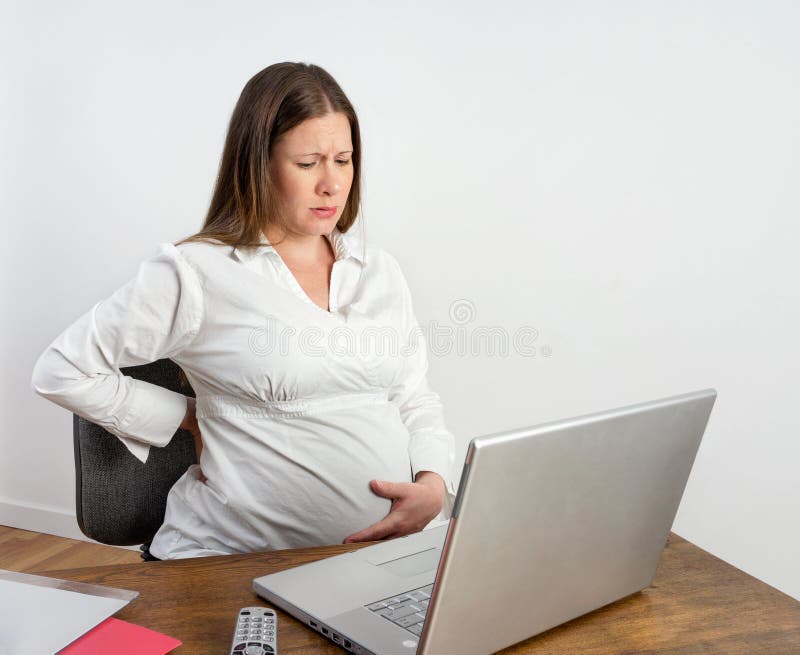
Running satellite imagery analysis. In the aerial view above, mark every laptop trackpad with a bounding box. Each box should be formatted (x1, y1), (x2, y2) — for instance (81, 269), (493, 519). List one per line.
(374, 547), (442, 577)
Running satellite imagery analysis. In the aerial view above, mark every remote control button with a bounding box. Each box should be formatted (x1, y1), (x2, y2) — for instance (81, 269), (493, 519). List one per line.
(244, 646), (263, 655)
(241, 611), (251, 615)
(233, 643), (246, 651)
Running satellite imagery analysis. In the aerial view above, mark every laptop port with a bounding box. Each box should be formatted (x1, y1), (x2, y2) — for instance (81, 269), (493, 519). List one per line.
(322, 627), (328, 635)
(310, 620), (317, 628)
(345, 639), (352, 649)
(333, 634), (341, 643)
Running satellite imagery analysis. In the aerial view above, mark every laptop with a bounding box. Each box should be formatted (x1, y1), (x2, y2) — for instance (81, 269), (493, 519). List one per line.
(253, 388), (716, 654)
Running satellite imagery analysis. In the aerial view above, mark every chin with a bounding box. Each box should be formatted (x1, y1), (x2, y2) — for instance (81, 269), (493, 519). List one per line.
(306, 223), (335, 236)
(302, 219), (338, 235)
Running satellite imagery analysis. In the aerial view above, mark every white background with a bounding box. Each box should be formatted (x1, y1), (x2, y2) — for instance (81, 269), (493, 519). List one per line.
(3, 1), (798, 600)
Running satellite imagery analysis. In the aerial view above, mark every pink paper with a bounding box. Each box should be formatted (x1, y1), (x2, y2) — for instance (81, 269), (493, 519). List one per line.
(60, 617), (182, 654)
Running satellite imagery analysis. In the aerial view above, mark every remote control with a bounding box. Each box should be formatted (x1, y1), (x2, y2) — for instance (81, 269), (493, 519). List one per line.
(230, 606), (278, 654)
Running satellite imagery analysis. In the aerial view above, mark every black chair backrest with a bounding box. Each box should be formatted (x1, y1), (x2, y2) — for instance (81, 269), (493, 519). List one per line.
(72, 358), (196, 546)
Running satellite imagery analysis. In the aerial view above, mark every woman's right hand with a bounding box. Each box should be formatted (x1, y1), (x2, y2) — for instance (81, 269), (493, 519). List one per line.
(180, 396), (207, 482)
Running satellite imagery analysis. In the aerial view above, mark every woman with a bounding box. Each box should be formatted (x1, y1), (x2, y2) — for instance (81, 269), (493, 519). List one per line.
(30, 62), (457, 559)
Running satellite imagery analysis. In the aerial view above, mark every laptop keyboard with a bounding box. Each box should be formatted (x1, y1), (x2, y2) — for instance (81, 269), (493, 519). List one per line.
(365, 583), (433, 636)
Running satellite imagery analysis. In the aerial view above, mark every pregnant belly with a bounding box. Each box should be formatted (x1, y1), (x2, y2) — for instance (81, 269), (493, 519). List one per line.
(199, 402), (413, 549)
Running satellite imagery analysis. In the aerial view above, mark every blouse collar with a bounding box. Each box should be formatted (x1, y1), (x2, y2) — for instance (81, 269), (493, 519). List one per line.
(232, 226), (364, 264)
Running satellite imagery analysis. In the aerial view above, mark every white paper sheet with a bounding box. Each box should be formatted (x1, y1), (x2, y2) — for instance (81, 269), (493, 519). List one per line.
(0, 570), (137, 655)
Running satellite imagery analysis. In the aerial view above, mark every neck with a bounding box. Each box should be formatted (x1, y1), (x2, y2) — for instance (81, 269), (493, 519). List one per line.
(264, 227), (334, 265)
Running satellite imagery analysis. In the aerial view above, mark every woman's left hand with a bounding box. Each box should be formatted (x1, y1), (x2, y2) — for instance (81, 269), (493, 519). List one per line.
(343, 471), (446, 544)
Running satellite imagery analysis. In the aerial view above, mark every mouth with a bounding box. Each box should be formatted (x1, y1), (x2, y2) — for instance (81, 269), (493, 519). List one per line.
(310, 206), (337, 218)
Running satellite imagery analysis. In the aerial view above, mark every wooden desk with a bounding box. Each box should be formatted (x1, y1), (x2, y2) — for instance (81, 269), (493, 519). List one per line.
(42, 533), (800, 654)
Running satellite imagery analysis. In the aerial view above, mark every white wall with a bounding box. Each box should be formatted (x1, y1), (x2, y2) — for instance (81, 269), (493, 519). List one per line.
(3, 1), (798, 599)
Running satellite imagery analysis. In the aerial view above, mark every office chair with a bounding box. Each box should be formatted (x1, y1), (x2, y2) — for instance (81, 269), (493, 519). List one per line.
(72, 358), (196, 561)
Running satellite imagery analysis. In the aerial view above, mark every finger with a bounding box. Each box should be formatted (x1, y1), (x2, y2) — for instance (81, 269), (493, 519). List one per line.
(369, 479), (411, 500)
(376, 533), (400, 541)
(343, 525), (393, 543)
(343, 514), (401, 543)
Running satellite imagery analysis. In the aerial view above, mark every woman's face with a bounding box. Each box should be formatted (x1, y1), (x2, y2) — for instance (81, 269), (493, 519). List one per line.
(268, 111), (354, 239)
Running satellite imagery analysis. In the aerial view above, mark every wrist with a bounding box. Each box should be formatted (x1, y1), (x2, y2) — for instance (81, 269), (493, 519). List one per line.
(180, 396), (196, 431)
(415, 471), (446, 501)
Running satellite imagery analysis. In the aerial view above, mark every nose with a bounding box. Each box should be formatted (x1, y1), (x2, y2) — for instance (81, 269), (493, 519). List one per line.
(316, 162), (344, 198)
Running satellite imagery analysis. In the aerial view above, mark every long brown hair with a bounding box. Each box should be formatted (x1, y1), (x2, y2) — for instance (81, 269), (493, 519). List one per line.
(175, 61), (363, 249)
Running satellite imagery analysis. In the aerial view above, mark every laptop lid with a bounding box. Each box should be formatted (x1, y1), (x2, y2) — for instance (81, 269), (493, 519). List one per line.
(418, 388), (716, 654)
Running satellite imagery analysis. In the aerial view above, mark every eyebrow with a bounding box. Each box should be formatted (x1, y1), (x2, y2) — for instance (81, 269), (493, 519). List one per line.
(295, 150), (353, 157)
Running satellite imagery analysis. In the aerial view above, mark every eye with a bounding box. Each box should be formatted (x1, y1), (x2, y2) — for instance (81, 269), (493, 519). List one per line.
(336, 159), (351, 166)
(297, 162), (314, 169)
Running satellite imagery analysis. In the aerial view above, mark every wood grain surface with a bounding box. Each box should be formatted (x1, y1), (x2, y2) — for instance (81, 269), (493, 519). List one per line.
(41, 533), (800, 654)
(0, 525), (140, 573)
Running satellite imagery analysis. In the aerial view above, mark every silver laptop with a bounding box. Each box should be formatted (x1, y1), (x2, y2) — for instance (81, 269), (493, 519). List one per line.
(253, 388), (716, 655)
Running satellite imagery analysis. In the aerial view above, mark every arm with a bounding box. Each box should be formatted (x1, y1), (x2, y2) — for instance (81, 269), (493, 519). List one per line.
(30, 243), (204, 463)
(392, 373), (458, 518)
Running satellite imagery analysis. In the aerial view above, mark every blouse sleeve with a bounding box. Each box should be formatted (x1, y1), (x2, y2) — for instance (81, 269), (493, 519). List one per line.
(30, 243), (204, 463)
(385, 254), (458, 519)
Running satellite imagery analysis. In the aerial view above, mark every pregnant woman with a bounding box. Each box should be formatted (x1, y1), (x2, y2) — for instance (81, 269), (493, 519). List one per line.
(31, 61), (457, 559)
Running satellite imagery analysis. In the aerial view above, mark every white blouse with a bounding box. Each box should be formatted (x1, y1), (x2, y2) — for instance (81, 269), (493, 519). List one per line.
(30, 227), (457, 558)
